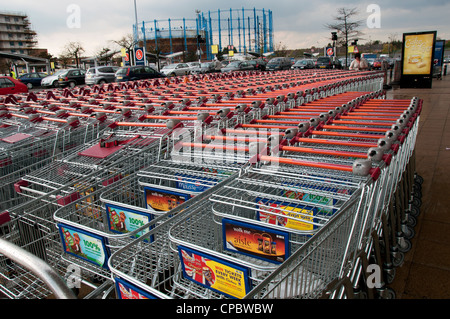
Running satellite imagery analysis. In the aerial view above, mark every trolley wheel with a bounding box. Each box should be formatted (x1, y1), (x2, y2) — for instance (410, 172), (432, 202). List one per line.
(406, 215), (417, 228)
(412, 189), (422, 198)
(392, 251), (405, 268)
(414, 174), (424, 185)
(410, 205), (420, 218)
(384, 268), (396, 284)
(354, 290), (368, 299)
(398, 237), (412, 253)
(413, 182), (422, 192)
(381, 287), (396, 299)
(411, 197), (422, 208)
(402, 225), (415, 240)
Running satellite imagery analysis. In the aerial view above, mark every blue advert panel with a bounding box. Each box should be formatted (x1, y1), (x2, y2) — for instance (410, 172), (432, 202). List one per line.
(58, 223), (110, 269)
(222, 218), (290, 264)
(105, 203), (153, 238)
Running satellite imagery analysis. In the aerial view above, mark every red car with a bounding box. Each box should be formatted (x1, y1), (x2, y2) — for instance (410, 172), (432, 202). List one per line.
(372, 60), (382, 70)
(0, 76), (29, 95)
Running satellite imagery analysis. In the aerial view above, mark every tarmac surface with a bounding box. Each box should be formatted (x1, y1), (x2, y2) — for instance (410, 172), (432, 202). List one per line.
(387, 70), (450, 299)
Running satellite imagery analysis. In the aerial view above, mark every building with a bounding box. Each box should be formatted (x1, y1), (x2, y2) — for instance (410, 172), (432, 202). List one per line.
(135, 8), (274, 62)
(0, 11), (47, 74)
(0, 11), (37, 55)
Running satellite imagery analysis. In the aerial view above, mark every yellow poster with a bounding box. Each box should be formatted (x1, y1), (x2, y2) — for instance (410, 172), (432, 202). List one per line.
(179, 247), (250, 299)
(403, 33), (435, 75)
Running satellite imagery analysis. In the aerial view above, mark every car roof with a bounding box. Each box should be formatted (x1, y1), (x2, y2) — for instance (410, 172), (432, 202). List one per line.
(89, 66), (118, 69)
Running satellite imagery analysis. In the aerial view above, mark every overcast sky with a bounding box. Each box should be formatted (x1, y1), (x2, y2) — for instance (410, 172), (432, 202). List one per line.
(2, 0), (449, 57)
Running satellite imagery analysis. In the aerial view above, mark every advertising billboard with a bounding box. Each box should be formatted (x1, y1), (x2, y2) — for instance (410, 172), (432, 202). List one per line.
(400, 31), (436, 88)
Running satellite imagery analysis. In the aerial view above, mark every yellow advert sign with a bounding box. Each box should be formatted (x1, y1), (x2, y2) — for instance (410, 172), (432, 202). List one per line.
(179, 246), (250, 299)
(403, 33), (435, 75)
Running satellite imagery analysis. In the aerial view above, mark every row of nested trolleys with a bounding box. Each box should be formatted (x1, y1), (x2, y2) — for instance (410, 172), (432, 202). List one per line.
(0, 68), (422, 299)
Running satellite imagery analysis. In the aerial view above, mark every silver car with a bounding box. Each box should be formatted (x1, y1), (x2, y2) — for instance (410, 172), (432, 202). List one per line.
(85, 66), (119, 85)
(161, 63), (191, 77)
(190, 62), (216, 74)
(41, 69), (67, 88)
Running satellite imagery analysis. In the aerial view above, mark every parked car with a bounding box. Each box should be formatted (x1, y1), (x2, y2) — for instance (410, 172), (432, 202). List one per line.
(17, 72), (48, 89)
(333, 59), (343, 69)
(266, 57), (292, 71)
(85, 66), (119, 85)
(161, 63), (192, 77)
(315, 57), (334, 69)
(338, 57), (351, 68)
(221, 60), (231, 68)
(187, 62), (201, 72)
(366, 58), (375, 69)
(248, 59), (267, 71)
(291, 59), (315, 70)
(379, 57), (394, 69)
(372, 59), (383, 70)
(0, 76), (28, 95)
(41, 69), (67, 88)
(221, 60), (254, 73)
(115, 65), (166, 82)
(190, 62), (217, 74)
(57, 68), (86, 88)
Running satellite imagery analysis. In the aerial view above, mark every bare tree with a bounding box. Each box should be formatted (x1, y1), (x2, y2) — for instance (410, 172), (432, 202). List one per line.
(325, 7), (364, 67)
(62, 41), (85, 68)
(95, 47), (120, 65)
(58, 52), (72, 69)
(111, 34), (138, 66)
(387, 33), (398, 57)
(274, 41), (288, 58)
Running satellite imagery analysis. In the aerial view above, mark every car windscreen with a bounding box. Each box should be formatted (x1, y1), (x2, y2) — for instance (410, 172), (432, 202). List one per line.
(227, 61), (241, 67)
(116, 68), (128, 75)
(98, 67), (115, 73)
(47, 70), (66, 77)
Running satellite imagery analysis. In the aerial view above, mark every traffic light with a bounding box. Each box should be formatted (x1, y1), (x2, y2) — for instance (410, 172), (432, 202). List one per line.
(351, 39), (358, 46)
(331, 32), (337, 41)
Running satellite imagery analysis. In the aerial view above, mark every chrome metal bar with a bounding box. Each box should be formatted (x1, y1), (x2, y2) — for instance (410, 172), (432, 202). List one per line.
(0, 237), (77, 299)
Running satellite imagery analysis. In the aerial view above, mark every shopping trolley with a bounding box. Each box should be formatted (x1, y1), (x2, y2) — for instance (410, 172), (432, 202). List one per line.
(49, 103), (257, 291)
(287, 97), (424, 299)
(110, 90), (387, 299)
(51, 158), (244, 299)
(12, 121), (172, 204)
(221, 96), (422, 298)
(0, 197), (81, 299)
(106, 144), (379, 299)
